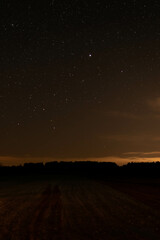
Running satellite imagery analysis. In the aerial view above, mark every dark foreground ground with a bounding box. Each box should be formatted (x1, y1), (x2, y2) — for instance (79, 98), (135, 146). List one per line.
(0, 175), (159, 240)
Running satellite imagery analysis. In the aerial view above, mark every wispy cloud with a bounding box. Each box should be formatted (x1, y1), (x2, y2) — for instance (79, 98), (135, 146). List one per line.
(103, 134), (149, 142)
(106, 110), (140, 119)
(148, 97), (160, 112)
(103, 134), (160, 143)
(123, 151), (160, 158)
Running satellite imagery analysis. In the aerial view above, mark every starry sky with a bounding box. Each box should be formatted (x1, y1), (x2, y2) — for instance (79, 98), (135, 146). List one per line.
(1, 0), (160, 165)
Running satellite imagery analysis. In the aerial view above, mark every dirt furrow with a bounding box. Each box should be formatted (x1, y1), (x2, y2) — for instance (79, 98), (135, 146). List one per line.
(28, 185), (63, 240)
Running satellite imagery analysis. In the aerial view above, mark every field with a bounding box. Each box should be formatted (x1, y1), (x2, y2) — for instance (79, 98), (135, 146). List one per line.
(0, 175), (160, 240)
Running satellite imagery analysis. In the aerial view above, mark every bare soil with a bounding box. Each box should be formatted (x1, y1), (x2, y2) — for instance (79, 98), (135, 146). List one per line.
(0, 177), (159, 240)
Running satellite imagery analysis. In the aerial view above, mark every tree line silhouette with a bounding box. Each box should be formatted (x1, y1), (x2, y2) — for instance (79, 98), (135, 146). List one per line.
(0, 161), (160, 178)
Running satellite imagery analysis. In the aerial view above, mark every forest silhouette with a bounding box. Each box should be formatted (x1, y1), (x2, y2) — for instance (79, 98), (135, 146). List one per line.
(0, 161), (160, 178)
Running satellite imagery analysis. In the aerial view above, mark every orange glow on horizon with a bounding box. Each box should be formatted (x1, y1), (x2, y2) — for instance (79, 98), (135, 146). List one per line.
(0, 156), (160, 166)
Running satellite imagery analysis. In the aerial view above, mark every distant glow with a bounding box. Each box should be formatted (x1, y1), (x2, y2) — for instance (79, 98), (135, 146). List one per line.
(89, 53), (92, 57)
(0, 156), (160, 166)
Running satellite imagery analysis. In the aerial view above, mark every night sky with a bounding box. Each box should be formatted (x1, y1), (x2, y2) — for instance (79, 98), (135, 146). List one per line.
(1, 1), (160, 165)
